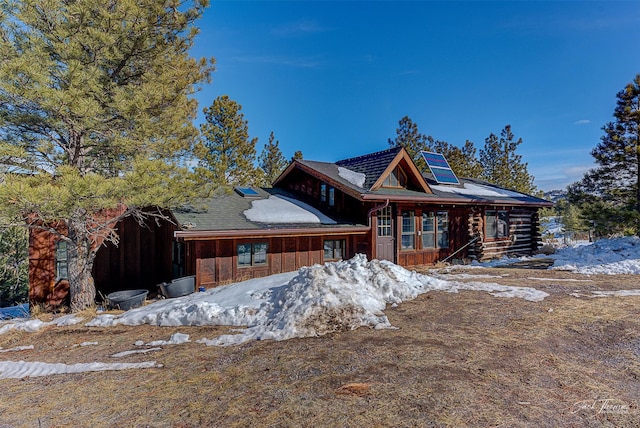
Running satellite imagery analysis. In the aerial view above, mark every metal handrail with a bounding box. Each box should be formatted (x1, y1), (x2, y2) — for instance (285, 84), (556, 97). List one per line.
(442, 236), (479, 264)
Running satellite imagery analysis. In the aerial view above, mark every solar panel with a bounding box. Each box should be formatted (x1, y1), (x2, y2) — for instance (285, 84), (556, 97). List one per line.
(235, 187), (260, 197)
(420, 151), (460, 185)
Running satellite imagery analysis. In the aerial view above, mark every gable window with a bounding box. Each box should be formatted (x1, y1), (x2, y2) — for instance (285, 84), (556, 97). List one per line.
(320, 183), (327, 202)
(401, 211), (415, 250)
(377, 206), (392, 237)
(383, 166), (407, 188)
(486, 210), (509, 239)
(328, 186), (335, 207)
(324, 239), (345, 261)
(237, 243), (268, 267)
(55, 240), (69, 281)
(422, 211), (449, 249)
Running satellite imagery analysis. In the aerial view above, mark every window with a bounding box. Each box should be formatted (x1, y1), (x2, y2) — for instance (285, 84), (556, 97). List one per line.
(320, 183), (327, 202)
(401, 211), (415, 250)
(377, 206), (392, 237)
(486, 210), (509, 239)
(237, 243), (268, 267)
(324, 240), (345, 261)
(436, 211), (449, 248)
(328, 187), (335, 207)
(55, 240), (68, 281)
(383, 166), (407, 188)
(422, 211), (449, 249)
(422, 212), (435, 248)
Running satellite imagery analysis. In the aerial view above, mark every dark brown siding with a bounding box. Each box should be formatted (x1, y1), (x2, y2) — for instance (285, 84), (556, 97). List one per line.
(92, 216), (176, 295)
(185, 234), (370, 288)
(278, 168), (369, 223)
(29, 215), (176, 307)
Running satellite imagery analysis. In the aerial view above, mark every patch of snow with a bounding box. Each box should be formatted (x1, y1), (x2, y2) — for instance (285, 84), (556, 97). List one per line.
(0, 360), (161, 379)
(338, 166), (366, 188)
(578, 290), (640, 298)
(244, 195), (337, 224)
(430, 182), (525, 198)
(111, 348), (162, 358)
(526, 277), (592, 283)
(146, 333), (190, 346)
(434, 273), (505, 280)
(0, 314), (82, 336)
(0, 345), (34, 353)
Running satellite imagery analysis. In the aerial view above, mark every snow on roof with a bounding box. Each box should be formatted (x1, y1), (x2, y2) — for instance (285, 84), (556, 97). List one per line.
(243, 195), (337, 224)
(430, 182), (525, 198)
(338, 166), (366, 189)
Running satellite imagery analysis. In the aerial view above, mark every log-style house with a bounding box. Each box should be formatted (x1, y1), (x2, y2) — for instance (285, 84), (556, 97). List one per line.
(29, 147), (552, 306)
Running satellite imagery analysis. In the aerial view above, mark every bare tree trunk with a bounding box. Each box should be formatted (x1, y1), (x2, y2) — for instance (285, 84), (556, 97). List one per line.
(67, 220), (97, 312)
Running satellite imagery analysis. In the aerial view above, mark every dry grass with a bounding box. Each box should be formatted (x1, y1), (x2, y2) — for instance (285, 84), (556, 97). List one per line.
(1, 266), (640, 427)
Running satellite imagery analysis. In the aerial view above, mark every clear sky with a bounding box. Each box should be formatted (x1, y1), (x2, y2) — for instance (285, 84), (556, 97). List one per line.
(191, 1), (640, 192)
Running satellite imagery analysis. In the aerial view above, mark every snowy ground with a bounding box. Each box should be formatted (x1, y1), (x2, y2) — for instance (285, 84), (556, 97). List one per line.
(2, 237), (640, 379)
(478, 236), (640, 275)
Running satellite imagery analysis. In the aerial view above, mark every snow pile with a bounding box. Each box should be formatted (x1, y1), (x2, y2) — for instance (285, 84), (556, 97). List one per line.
(0, 360), (160, 379)
(338, 166), (366, 188)
(550, 236), (640, 274)
(244, 195), (336, 224)
(87, 254), (547, 347)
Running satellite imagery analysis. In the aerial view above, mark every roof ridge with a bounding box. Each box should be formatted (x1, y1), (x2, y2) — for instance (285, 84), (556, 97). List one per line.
(336, 146), (402, 165)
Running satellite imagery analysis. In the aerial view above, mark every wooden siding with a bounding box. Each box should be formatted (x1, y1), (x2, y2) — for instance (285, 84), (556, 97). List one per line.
(186, 234), (370, 288)
(278, 168), (369, 223)
(28, 226), (69, 308)
(395, 205), (472, 266)
(468, 208), (540, 261)
(93, 216), (176, 295)
(29, 215), (176, 307)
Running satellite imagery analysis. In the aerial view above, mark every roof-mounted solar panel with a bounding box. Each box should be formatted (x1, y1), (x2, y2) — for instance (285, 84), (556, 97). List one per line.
(234, 186), (260, 198)
(420, 151), (460, 185)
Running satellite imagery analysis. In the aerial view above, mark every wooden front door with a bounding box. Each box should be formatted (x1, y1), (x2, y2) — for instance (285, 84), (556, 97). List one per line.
(376, 206), (395, 262)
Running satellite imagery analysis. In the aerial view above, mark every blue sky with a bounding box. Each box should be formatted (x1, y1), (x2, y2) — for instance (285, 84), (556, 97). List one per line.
(191, 1), (640, 192)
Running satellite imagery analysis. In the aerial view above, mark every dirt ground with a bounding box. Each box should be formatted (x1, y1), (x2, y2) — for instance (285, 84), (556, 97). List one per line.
(1, 266), (639, 427)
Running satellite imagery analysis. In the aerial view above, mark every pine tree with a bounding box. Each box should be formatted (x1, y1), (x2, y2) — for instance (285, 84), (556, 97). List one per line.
(389, 116), (483, 178)
(568, 74), (640, 235)
(0, 0), (214, 311)
(0, 227), (28, 307)
(479, 125), (536, 194)
(291, 150), (303, 161)
(388, 116), (429, 169)
(199, 95), (260, 187)
(258, 132), (288, 187)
